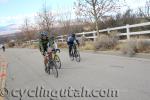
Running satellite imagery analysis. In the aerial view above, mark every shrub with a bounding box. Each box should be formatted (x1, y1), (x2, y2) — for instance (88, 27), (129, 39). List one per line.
(79, 36), (87, 46)
(7, 42), (15, 48)
(121, 39), (150, 56)
(121, 40), (137, 56)
(94, 34), (119, 50)
(136, 40), (150, 53)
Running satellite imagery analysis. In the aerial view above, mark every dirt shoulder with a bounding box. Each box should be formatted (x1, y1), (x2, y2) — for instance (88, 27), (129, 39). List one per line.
(0, 54), (8, 100)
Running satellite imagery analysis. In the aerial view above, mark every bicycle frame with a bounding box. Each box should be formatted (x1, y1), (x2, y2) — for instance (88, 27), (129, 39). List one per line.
(71, 44), (78, 55)
(45, 49), (60, 78)
(46, 49), (60, 60)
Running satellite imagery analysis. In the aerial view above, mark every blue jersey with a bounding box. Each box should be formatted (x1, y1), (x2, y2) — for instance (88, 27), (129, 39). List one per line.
(67, 36), (79, 46)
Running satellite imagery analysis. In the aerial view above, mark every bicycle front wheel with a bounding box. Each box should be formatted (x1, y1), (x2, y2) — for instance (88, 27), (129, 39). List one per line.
(54, 55), (61, 69)
(52, 62), (58, 78)
(70, 50), (74, 61)
(46, 61), (52, 75)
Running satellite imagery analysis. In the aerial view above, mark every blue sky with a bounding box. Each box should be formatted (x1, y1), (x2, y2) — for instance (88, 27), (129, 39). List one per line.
(0, 0), (75, 26)
(0, 0), (75, 16)
(0, 0), (147, 35)
(0, 0), (147, 25)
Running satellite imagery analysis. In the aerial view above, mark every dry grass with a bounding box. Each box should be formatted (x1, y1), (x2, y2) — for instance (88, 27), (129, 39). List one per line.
(81, 41), (95, 50)
(28, 43), (39, 49)
(57, 43), (68, 48)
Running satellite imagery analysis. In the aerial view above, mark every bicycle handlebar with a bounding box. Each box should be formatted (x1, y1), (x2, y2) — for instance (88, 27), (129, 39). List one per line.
(52, 49), (60, 53)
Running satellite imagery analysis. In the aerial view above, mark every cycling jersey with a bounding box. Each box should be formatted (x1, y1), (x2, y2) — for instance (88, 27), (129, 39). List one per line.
(67, 36), (79, 46)
(39, 38), (49, 52)
(39, 37), (57, 53)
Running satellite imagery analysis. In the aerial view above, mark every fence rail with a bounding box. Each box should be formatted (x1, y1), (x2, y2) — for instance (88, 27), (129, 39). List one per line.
(57, 22), (150, 42)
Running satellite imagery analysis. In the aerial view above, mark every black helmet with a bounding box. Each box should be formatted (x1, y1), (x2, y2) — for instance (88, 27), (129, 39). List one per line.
(40, 31), (48, 37)
(71, 33), (75, 37)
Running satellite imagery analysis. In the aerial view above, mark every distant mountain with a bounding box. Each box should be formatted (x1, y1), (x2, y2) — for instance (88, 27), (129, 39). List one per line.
(0, 32), (20, 44)
(0, 24), (21, 35)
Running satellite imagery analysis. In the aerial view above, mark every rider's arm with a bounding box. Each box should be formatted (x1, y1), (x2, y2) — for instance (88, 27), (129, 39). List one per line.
(39, 40), (43, 52)
(66, 37), (69, 45)
(76, 39), (80, 47)
(54, 41), (58, 49)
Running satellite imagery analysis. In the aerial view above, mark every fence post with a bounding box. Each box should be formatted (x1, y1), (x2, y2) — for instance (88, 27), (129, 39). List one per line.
(126, 24), (130, 40)
(82, 32), (85, 37)
(93, 32), (97, 41)
(107, 28), (110, 34)
(61, 35), (64, 42)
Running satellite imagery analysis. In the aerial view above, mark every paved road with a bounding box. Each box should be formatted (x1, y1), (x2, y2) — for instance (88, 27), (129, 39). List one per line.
(2, 48), (150, 100)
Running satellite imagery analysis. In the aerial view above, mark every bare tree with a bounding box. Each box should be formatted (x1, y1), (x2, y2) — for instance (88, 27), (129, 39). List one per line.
(15, 32), (25, 41)
(21, 18), (32, 41)
(58, 11), (72, 35)
(74, 0), (117, 35)
(36, 2), (55, 36)
(21, 18), (37, 43)
(139, 0), (150, 21)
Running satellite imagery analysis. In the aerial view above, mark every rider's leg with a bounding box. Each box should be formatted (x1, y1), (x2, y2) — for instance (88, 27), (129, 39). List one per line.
(69, 45), (72, 57)
(44, 56), (48, 66)
(47, 48), (52, 59)
(44, 55), (49, 72)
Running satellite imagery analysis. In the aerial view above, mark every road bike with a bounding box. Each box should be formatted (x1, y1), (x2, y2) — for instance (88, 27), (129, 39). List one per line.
(70, 44), (80, 62)
(45, 49), (61, 78)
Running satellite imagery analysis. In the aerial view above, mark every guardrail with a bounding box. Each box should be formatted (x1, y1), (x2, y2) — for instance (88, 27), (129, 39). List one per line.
(56, 22), (150, 42)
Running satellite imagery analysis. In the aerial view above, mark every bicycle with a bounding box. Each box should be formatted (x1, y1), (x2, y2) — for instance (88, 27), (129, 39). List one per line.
(70, 44), (80, 62)
(45, 49), (61, 78)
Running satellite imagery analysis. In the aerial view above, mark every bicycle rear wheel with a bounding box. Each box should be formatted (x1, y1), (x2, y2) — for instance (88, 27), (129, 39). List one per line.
(46, 61), (52, 75)
(54, 55), (61, 69)
(70, 50), (74, 61)
(75, 50), (80, 62)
